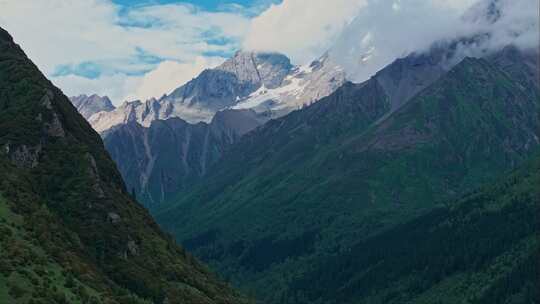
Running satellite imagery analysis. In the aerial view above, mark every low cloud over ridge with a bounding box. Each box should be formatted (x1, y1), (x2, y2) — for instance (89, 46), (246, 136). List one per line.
(328, 0), (539, 83)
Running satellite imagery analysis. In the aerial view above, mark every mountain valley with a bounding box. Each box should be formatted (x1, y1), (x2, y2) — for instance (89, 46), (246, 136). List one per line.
(2, 0), (538, 303)
(156, 49), (540, 303)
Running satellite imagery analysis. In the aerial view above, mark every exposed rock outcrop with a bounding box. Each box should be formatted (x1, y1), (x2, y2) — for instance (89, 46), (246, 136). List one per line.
(70, 94), (115, 119)
(102, 109), (264, 209)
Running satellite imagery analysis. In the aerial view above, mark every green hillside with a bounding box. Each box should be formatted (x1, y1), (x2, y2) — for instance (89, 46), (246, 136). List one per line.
(0, 27), (248, 304)
(157, 54), (540, 303)
(287, 153), (540, 303)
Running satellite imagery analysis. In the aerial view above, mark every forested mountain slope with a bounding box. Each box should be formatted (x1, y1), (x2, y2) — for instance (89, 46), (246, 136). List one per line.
(0, 27), (248, 304)
(157, 51), (540, 303)
(287, 153), (540, 303)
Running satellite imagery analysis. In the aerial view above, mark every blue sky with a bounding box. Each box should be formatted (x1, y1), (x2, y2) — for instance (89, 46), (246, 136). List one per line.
(0, 0), (367, 104)
(0, 0), (530, 109)
(114, 0), (260, 8)
(113, 0), (280, 12)
(0, 0), (269, 102)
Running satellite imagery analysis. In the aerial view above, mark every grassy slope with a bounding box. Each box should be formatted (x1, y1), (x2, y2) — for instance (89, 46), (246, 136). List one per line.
(0, 194), (108, 304)
(157, 57), (539, 302)
(0, 27), (248, 304)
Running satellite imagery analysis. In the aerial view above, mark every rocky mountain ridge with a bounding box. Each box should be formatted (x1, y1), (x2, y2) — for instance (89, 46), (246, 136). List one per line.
(79, 51), (346, 133)
(70, 94), (115, 119)
(103, 109), (264, 208)
(232, 53), (346, 119)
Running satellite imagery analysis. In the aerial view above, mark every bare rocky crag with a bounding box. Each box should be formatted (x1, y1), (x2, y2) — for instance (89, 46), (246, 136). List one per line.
(70, 93), (115, 119)
(102, 109), (265, 208)
(80, 51), (346, 133)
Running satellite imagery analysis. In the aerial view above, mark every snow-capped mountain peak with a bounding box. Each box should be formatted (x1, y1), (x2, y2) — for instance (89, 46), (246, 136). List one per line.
(81, 50), (345, 133)
(69, 94), (115, 119)
(231, 53), (346, 118)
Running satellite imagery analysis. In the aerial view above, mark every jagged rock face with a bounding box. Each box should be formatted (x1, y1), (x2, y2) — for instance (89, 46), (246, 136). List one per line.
(84, 51), (345, 133)
(85, 52), (293, 132)
(233, 53), (347, 119)
(70, 94), (115, 119)
(102, 109), (263, 208)
(164, 51), (293, 114)
(87, 97), (211, 133)
(216, 51), (293, 89)
(167, 69), (249, 111)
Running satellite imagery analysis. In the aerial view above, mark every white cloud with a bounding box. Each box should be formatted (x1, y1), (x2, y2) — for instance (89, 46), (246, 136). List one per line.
(50, 73), (139, 104)
(51, 56), (226, 103)
(0, 0), (249, 104)
(1, 0), (536, 105)
(0, 0), (122, 74)
(328, 0), (476, 82)
(126, 56), (226, 102)
(120, 4), (250, 59)
(328, 0), (539, 83)
(463, 0), (540, 50)
(1, 0), (368, 102)
(243, 0), (367, 64)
